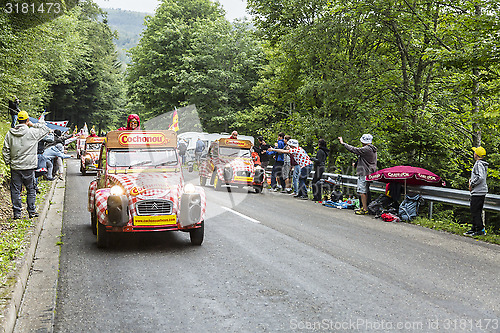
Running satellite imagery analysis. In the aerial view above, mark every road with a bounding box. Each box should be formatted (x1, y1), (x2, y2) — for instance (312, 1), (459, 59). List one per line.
(46, 159), (500, 331)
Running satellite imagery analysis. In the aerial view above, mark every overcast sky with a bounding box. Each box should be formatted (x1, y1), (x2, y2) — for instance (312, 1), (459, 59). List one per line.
(94, 0), (249, 21)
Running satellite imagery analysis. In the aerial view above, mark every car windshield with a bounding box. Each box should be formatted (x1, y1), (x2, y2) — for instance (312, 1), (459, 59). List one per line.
(219, 147), (251, 158)
(108, 148), (178, 167)
(86, 143), (102, 151)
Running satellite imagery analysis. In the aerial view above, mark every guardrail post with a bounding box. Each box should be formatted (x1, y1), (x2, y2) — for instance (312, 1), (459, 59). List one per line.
(429, 201), (433, 220)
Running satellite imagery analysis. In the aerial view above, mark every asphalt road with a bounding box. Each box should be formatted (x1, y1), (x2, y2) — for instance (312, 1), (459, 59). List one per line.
(51, 159), (499, 332)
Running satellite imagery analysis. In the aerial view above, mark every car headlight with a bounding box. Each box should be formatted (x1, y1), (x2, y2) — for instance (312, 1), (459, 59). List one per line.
(184, 183), (196, 194)
(110, 185), (125, 196)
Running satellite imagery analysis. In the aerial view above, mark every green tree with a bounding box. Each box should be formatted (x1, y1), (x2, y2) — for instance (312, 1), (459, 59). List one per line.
(126, 0), (224, 120)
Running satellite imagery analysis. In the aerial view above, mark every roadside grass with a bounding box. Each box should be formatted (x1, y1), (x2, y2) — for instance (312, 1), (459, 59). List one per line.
(0, 180), (51, 285)
(410, 211), (500, 245)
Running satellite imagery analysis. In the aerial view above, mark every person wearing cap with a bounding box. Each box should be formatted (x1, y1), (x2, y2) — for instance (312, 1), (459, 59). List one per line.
(268, 139), (313, 199)
(3, 110), (51, 219)
(230, 131), (238, 139)
(465, 146), (489, 236)
(338, 134), (378, 215)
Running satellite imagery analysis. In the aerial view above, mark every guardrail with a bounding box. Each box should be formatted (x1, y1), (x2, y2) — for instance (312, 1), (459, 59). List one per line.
(314, 172), (500, 218)
(266, 167), (500, 218)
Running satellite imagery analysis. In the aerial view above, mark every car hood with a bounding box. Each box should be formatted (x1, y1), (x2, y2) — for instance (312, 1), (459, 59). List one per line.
(107, 172), (184, 200)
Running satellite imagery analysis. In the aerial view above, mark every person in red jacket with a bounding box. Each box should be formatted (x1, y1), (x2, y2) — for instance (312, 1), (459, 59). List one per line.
(118, 114), (140, 130)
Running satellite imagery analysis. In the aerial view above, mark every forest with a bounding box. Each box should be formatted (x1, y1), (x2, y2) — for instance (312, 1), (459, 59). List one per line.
(1, 0), (499, 228)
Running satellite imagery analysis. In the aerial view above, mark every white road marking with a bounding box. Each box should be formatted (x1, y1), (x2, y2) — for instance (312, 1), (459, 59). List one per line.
(221, 206), (261, 224)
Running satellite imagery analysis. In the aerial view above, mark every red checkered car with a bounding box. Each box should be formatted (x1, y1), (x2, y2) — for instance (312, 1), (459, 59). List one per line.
(80, 136), (105, 175)
(199, 138), (265, 193)
(88, 130), (206, 248)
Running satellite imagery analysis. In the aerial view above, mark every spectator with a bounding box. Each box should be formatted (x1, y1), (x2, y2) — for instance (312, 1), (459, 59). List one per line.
(118, 114), (140, 130)
(281, 135), (293, 194)
(7, 95), (21, 128)
(465, 146), (488, 236)
(230, 131), (238, 139)
(268, 139), (313, 199)
(251, 146), (261, 166)
(195, 137), (205, 165)
(338, 134), (378, 215)
(2, 111), (50, 219)
(43, 143), (71, 180)
(178, 139), (188, 165)
(291, 153), (300, 196)
(267, 132), (286, 191)
(311, 139), (328, 202)
(255, 136), (271, 170)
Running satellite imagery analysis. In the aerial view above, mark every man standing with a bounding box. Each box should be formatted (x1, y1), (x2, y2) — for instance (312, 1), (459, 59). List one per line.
(8, 95), (21, 128)
(267, 132), (286, 191)
(268, 139), (313, 199)
(195, 137), (205, 166)
(465, 146), (488, 236)
(3, 111), (51, 219)
(338, 134), (378, 215)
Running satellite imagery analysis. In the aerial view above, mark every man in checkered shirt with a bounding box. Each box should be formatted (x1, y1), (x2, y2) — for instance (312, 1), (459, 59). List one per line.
(268, 139), (313, 199)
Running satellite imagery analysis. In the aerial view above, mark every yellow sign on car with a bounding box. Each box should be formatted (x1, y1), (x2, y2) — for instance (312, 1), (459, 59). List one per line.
(133, 215), (177, 226)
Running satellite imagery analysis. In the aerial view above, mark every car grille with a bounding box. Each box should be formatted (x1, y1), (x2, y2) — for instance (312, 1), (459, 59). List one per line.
(237, 171), (251, 177)
(135, 200), (173, 216)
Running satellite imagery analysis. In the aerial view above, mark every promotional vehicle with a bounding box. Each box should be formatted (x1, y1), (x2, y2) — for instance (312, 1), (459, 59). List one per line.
(88, 130), (206, 248)
(199, 138), (265, 193)
(76, 135), (87, 159)
(80, 136), (105, 175)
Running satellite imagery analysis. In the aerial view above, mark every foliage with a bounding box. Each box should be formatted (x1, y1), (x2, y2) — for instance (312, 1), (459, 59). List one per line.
(0, 1), (126, 133)
(0, 179), (50, 284)
(101, 8), (147, 65)
(126, 0), (265, 132)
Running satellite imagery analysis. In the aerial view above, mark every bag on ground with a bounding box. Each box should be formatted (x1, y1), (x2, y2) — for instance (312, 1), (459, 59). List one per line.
(398, 194), (424, 221)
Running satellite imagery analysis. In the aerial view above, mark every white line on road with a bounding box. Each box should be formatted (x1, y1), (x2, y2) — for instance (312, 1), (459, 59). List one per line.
(221, 206), (261, 224)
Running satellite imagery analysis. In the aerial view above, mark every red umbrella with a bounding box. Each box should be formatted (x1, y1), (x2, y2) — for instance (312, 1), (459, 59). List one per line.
(367, 166), (445, 194)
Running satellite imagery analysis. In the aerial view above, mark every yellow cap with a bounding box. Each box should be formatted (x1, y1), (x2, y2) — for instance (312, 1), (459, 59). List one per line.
(17, 110), (29, 121)
(472, 146), (486, 157)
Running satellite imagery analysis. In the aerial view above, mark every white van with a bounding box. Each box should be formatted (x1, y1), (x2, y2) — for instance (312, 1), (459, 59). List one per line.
(178, 132), (254, 163)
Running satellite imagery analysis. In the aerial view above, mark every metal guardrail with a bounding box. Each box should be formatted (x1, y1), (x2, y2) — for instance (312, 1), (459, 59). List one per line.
(266, 167), (500, 218)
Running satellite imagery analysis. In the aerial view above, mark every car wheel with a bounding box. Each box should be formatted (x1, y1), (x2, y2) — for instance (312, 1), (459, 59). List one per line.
(91, 209), (97, 235)
(200, 176), (206, 186)
(190, 221), (204, 245)
(254, 185), (263, 194)
(96, 222), (108, 248)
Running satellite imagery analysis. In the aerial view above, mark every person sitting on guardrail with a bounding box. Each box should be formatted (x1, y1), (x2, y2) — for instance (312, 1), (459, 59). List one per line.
(465, 146), (489, 236)
(338, 134), (378, 215)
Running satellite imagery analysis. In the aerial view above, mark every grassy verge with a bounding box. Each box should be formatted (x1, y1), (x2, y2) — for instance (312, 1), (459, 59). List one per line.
(0, 179), (51, 285)
(410, 213), (500, 245)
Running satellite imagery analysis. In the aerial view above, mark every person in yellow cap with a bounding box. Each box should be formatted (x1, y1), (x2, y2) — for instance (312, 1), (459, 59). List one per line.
(2, 110), (51, 219)
(465, 146), (489, 236)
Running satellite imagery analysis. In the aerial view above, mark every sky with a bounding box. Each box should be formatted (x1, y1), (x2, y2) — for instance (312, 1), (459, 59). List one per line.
(93, 0), (249, 21)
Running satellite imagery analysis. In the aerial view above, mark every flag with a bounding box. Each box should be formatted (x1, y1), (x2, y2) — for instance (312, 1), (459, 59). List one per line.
(82, 123), (89, 136)
(168, 109), (179, 132)
(46, 120), (69, 127)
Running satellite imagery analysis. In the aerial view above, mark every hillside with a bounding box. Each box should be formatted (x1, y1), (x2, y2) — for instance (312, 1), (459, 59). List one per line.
(103, 8), (148, 65)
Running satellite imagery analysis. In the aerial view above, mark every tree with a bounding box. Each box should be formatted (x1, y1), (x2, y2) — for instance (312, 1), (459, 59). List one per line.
(126, 0), (224, 120)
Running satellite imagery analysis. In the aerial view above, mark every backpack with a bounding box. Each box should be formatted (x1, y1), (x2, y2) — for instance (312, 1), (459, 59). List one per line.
(367, 194), (394, 216)
(398, 194), (424, 221)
